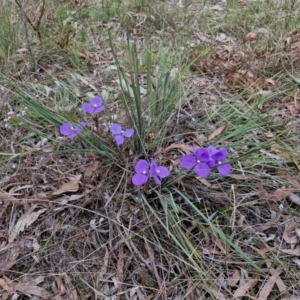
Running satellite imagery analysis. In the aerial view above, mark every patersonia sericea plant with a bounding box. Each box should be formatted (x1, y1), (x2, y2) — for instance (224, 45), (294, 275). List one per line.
(110, 124), (134, 146)
(59, 122), (86, 139)
(58, 95), (232, 186)
(132, 158), (170, 186)
(181, 145), (231, 177)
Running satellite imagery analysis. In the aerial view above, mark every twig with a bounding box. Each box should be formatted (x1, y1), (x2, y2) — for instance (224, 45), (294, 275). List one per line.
(79, 277), (109, 299)
(15, 0), (37, 70)
(15, 0), (45, 40)
(36, 0), (46, 37)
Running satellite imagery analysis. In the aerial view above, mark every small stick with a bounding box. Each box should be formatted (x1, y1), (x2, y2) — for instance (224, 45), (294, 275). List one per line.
(15, 0), (45, 40)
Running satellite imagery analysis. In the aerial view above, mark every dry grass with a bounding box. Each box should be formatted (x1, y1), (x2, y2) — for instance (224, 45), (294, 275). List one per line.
(2, 0), (300, 299)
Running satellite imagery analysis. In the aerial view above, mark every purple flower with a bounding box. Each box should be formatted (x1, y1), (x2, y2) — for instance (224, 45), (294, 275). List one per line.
(132, 159), (170, 186)
(180, 147), (211, 178)
(211, 147), (231, 175)
(110, 124), (134, 146)
(81, 96), (105, 114)
(207, 145), (218, 168)
(150, 158), (170, 185)
(59, 122), (86, 138)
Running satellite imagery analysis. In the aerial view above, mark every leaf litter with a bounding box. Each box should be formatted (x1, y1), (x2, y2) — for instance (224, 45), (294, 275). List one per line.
(2, 1), (300, 299)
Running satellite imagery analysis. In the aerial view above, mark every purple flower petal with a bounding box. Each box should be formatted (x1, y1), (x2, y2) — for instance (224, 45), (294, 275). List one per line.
(217, 162), (231, 175)
(156, 166), (169, 178)
(207, 159), (217, 168)
(74, 122), (86, 134)
(132, 173), (149, 186)
(191, 145), (198, 153)
(213, 147), (228, 161)
(194, 163), (210, 178)
(91, 96), (103, 107)
(135, 160), (149, 173)
(180, 154), (196, 169)
(78, 121), (87, 128)
(82, 103), (94, 114)
(94, 106), (105, 113)
(150, 158), (158, 174)
(152, 174), (161, 185)
(110, 124), (122, 135)
(123, 128), (134, 138)
(207, 145), (217, 167)
(66, 132), (77, 138)
(115, 134), (124, 146)
(194, 148), (209, 162)
(60, 123), (74, 136)
(207, 145), (217, 155)
(74, 127), (81, 134)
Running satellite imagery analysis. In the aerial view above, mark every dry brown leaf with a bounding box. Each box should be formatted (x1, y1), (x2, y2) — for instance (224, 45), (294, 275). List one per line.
(2, 276), (53, 299)
(258, 181), (267, 199)
(209, 287), (229, 300)
(276, 170), (300, 187)
(228, 269), (241, 287)
(291, 40), (300, 51)
(117, 246), (125, 294)
(63, 274), (79, 300)
(196, 178), (220, 190)
(16, 281), (53, 299)
(202, 247), (224, 255)
(264, 78), (276, 89)
(197, 178), (211, 188)
(0, 241), (18, 253)
(257, 266), (283, 300)
(70, 0), (88, 7)
(98, 246), (110, 281)
(284, 103), (299, 116)
(52, 175), (82, 196)
(222, 45), (233, 57)
(284, 36), (292, 51)
(9, 205), (46, 242)
(186, 220), (198, 237)
(26, 236), (40, 252)
(186, 279), (197, 300)
(154, 143), (193, 156)
(213, 239), (226, 254)
(233, 276), (259, 298)
(278, 248), (300, 256)
(144, 238), (163, 296)
(283, 226), (299, 244)
(0, 191), (23, 205)
(266, 261), (287, 293)
(243, 32), (258, 44)
(208, 124), (228, 141)
(55, 194), (85, 205)
(293, 89), (300, 108)
(55, 276), (66, 295)
(266, 188), (299, 202)
(84, 162), (99, 177)
(0, 278), (13, 295)
(194, 31), (213, 43)
(228, 174), (250, 180)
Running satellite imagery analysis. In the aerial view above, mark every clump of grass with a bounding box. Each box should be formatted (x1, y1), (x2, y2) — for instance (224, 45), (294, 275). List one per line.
(0, 0), (20, 65)
(110, 35), (184, 154)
